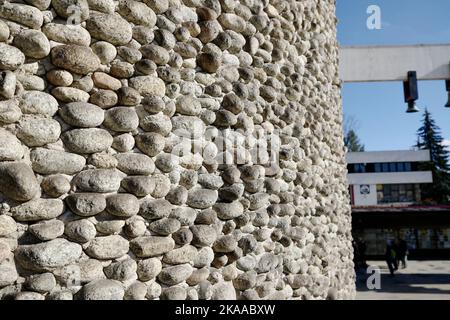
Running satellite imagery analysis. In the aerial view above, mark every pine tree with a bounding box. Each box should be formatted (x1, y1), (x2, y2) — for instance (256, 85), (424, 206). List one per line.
(344, 130), (365, 152)
(416, 109), (450, 203)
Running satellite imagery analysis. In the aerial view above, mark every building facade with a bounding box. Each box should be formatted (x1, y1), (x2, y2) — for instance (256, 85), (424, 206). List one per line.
(348, 150), (450, 258)
(347, 150), (433, 206)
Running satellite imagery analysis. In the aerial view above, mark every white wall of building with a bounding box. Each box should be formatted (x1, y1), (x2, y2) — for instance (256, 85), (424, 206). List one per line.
(352, 184), (378, 206)
(346, 150), (430, 164)
(348, 171), (433, 185)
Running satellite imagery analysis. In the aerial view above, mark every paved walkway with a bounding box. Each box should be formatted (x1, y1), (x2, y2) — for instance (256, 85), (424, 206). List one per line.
(356, 260), (450, 300)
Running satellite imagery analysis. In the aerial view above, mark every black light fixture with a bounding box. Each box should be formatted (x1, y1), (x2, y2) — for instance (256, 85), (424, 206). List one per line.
(445, 80), (450, 108)
(403, 71), (420, 113)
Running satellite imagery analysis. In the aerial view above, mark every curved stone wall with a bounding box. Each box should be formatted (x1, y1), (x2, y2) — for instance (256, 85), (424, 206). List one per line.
(0, 0), (355, 300)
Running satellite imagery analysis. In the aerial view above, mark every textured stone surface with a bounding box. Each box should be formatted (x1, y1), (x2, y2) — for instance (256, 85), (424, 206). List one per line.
(15, 239), (82, 271)
(0, 0), (354, 301)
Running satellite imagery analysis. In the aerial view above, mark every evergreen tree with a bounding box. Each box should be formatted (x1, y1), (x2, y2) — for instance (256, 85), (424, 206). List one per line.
(416, 109), (450, 203)
(344, 130), (365, 152)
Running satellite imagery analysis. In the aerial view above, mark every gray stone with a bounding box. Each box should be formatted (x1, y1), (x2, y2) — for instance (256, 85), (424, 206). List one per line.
(95, 220), (125, 235)
(198, 174), (224, 190)
(74, 259), (106, 284)
(197, 52), (221, 73)
(63, 128), (113, 154)
(118, 87), (141, 106)
(213, 235), (237, 253)
(149, 218), (181, 236)
(0, 129), (24, 161)
(30, 148), (86, 175)
(171, 115), (205, 139)
(121, 176), (155, 197)
(15, 239), (82, 271)
(47, 69), (73, 87)
(0, 216), (16, 238)
(117, 46), (142, 64)
(79, 279), (124, 300)
(0, 3), (43, 29)
(73, 169), (122, 193)
(172, 227), (193, 246)
(255, 253), (279, 273)
(26, 273), (56, 293)
(129, 76), (165, 97)
(15, 292), (45, 300)
(46, 290), (73, 300)
(106, 194), (139, 217)
(52, 87), (90, 103)
(143, 0), (168, 14)
(104, 258), (137, 281)
(0, 162), (39, 202)
(166, 186), (188, 205)
(0, 20), (9, 42)
(232, 271), (257, 291)
(13, 30), (50, 59)
(92, 72), (122, 91)
(212, 281), (236, 300)
(139, 112), (172, 136)
(158, 264), (193, 286)
(11, 199), (64, 222)
(187, 189), (218, 209)
(86, 235), (129, 260)
(65, 219), (97, 243)
(28, 219), (65, 241)
(19, 91), (58, 117)
(104, 107), (139, 132)
(41, 175), (71, 198)
(140, 44), (169, 65)
(135, 132), (165, 157)
(115, 153), (156, 176)
(170, 207), (197, 226)
(193, 247), (214, 268)
(51, 45), (100, 75)
(112, 134), (135, 152)
(87, 0), (115, 13)
(0, 255), (18, 287)
(161, 286), (187, 300)
(91, 41), (117, 65)
(86, 13), (133, 46)
(43, 23), (91, 47)
(0, 99), (22, 124)
(118, 0), (157, 27)
(130, 236), (174, 258)
(17, 116), (61, 147)
(0, 43), (25, 70)
(0, 71), (16, 100)
(190, 225), (217, 247)
(163, 245), (198, 265)
(59, 102), (105, 128)
(137, 258), (162, 281)
(139, 198), (172, 220)
(124, 216), (146, 238)
(213, 201), (244, 220)
(175, 95), (202, 116)
(124, 281), (147, 300)
(146, 281), (162, 299)
(52, 0), (89, 21)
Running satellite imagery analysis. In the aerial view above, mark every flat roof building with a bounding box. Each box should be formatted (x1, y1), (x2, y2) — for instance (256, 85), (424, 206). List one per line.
(346, 150), (433, 207)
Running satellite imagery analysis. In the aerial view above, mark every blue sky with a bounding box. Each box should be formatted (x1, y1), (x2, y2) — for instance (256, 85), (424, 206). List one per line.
(337, 0), (450, 151)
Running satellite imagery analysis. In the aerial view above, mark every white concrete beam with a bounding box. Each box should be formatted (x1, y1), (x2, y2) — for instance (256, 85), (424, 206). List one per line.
(340, 44), (450, 82)
(347, 171), (433, 185)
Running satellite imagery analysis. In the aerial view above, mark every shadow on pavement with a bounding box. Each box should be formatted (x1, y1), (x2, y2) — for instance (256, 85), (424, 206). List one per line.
(356, 269), (450, 295)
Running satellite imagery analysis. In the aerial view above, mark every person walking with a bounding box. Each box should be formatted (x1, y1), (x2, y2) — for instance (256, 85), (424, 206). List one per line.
(385, 240), (397, 276)
(397, 239), (408, 269)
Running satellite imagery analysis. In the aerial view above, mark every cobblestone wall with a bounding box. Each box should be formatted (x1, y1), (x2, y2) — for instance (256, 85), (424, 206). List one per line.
(0, 0), (355, 300)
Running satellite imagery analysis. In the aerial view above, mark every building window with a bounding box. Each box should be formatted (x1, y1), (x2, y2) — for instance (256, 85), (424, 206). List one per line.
(349, 162), (418, 173)
(377, 184), (419, 203)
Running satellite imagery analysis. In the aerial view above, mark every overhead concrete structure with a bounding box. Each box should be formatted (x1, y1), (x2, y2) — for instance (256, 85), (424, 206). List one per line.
(340, 44), (450, 82)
